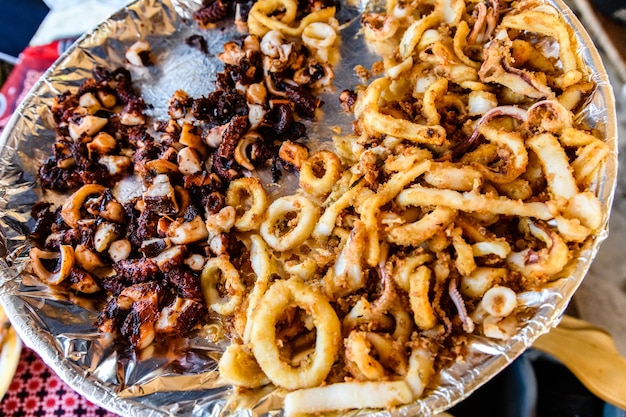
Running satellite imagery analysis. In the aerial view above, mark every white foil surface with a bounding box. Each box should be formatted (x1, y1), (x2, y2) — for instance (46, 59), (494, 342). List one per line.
(0, 0), (618, 415)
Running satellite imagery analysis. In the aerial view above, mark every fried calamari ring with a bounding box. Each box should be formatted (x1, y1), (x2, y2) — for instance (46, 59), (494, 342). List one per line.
(218, 343), (270, 388)
(325, 220), (368, 299)
(453, 20), (481, 69)
(201, 255), (244, 316)
(471, 124), (528, 184)
(243, 235), (274, 342)
(361, 158), (431, 266)
(225, 177), (269, 232)
(302, 22), (338, 63)
(527, 133), (578, 200)
(570, 140), (610, 189)
(405, 344), (436, 397)
(299, 150), (343, 198)
(422, 77), (448, 125)
(450, 226), (477, 277)
(423, 163), (482, 191)
(386, 206), (456, 247)
(396, 186), (555, 220)
(344, 331), (386, 381)
(249, 0), (336, 37)
(393, 252), (433, 292)
(506, 219), (570, 281)
(460, 267), (507, 298)
(284, 380), (414, 417)
(345, 331), (407, 381)
(29, 245), (75, 285)
(501, 9), (577, 74)
(399, 12), (441, 59)
(61, 184), (107, 228)
(313, 181), (368, 240)
(359, 78), (446, 145)
(399, 0), (464, 57)
(250, 278), (341, 390)
(260, 195), (319, 251)
(408, 265), (438, 330)
(471, 285), (517, 324)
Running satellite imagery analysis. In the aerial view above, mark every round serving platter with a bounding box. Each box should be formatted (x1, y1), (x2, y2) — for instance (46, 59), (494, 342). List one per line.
(0, 0), (618, 415)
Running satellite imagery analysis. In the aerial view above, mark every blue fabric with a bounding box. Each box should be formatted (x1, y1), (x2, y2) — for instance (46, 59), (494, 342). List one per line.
(0, 0), (50, 58)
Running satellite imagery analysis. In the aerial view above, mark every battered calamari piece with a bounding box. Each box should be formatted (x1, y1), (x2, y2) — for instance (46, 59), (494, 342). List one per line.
(27, 0), (610, 415)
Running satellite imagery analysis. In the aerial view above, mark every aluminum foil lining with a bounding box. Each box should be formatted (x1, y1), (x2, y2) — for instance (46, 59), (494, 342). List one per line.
(0, 0), (618, 415)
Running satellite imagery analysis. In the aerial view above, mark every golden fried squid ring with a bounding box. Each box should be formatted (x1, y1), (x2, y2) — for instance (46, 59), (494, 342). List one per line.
(302, 22), (338, 63)
(362, 13), (400, 41)
(225, 177), (269, 231)
(472, 240), (511, 258)
(61, 184), (106, 228)
(501, 9), (578, 74)
(250, 278), (341, 390)
(397, 186), (555, 220)
(249, 0), (336, 37)
(386, 57), (414, 79)
(554, 216), (591, 242)
(386, 206), (456, 247)
(325, 220), (368, 299)
(479, 30), (554, 100)
(404, 345), (436, 397)
(359, 78), (446, 145)
(299, 150), (343, 198)
(250, 0), (297, 34)
(313, 182), (368, 240)
(361, 159), (431, 267)
(506, 218), (570, 281)
(526, 100), (573, 134)
(284, 380), (414, 417)
(398, 0), (464, 58)
(260, 195), (319, 251)
(471, 285), (517, 322)
(418, 41), (479, 84)
(470, 124), (528, 184)
(453, 20), (481, 69)
(345, 331), (407, 380)
(422, 78), (448, 125)
(424, 163), (483, 191)
(449, 227), (477, 277)
(563, 191), (603, 231)
(281, 252), (318, 280)
(29, 245), (75, 285)
(409, 265), (438, 330)
(243, 235), (274, 343)
(345, 331), (385, 380)
(570, 140), (610, 189)
(342, 298), (413, 341)
(559, 127), (598, 147)
(201, 255), (245, 316)
(527, 133), (578, 200)
(218, 343), (270, 388)
(493, 178), (533, 201)
(559, 128), (609, 188)
(460, 267), (508, 298)
(393, 252), (433, 292)
(399, 12), (441, 59)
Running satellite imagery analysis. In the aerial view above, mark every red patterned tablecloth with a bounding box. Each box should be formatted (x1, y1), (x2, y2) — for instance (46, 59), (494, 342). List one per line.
(0, 348), (118, 417)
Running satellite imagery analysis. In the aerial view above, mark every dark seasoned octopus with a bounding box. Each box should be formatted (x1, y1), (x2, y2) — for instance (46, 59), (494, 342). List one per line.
(193, 0), (229, 26)
(185, 34), (209, 55)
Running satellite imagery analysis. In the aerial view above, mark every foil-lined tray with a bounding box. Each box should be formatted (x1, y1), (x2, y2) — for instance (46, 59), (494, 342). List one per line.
(0, 0), (618, 415)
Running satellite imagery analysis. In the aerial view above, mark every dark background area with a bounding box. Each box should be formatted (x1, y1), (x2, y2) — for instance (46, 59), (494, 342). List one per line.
(0, 0), (49, 59)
